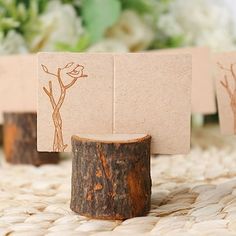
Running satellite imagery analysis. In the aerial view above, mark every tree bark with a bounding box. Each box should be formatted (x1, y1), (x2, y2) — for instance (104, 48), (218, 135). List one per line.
(3, 112), (59, 166)
(70, 134), (152, 220)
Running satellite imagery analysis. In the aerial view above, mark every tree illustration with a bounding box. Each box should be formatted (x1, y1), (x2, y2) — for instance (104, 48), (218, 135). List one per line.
(218, 62), (236, 134)
(41, 62), (88, 152)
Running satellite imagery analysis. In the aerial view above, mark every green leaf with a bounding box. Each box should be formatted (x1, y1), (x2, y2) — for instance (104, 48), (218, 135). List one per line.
(0, 18), (19, 30)
(55, 34), (90, 52)
(81, 0), (121, 43)
(75, 34), (90, 51)
(168, 35), (185, 47)
(120, 0), (153, 14)
(151, 35), (184, 50)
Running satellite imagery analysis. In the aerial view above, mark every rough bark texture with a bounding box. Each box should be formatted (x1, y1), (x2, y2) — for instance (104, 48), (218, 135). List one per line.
(3, 112), (59, 166)
(70, 134), (152, 220)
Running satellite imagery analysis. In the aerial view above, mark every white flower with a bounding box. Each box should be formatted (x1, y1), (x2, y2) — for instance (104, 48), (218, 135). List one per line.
(157, 13), (183, 38)
(0, 30), (28, 54)
(217, 0), (236, 40)
(107, 10), (154, 52)
(87, 39), (128, 52)
(158, 0), (236, 51)
(30, 0), (84, 52)
(196, 30), (235, 51)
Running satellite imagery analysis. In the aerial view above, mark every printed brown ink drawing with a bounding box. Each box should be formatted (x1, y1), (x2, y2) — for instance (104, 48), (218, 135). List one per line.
(41, 62), (87, 151)
(218, 62), (236, 134)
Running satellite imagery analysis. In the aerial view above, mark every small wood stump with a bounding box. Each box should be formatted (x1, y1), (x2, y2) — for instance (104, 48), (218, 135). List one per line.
(70, 134), (152, 220)
(3, 112), (59, 166)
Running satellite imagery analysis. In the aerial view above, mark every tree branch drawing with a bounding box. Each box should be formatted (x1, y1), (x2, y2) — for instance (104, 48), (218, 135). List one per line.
(218, 62), (236, 134)
(41, 62), (88, 152)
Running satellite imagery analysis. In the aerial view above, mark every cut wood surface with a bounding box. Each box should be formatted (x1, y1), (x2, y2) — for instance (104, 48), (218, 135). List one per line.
(71, 134), (152, 220)
(3, 112), (59, 166)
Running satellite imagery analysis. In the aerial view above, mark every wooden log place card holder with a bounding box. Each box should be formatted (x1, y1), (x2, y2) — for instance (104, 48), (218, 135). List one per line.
(3, 112), (59, 165)
(0, 55), (59, 165)
(37, 52), (192, 219)
(71, 134), (151, 219)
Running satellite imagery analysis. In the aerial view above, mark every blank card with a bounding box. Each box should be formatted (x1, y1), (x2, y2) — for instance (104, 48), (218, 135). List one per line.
(155, 47), (216, 114)
(114, 53), (192, 154)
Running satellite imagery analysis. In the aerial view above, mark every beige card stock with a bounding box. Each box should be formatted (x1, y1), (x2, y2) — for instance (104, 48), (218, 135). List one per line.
(38, 52), (192, 154)
(214, 52), (236, 135)
(38, 53), (113, 152)
(114, 53), (192, 154)
(0, 55), (37, 123)
(155, 47), (216, 114)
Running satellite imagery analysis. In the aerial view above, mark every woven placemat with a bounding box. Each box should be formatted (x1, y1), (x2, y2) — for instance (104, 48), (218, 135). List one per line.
(1, 126), (236, 236)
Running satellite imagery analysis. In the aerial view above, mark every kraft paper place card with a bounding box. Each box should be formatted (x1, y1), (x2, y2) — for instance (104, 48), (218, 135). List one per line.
(213, 52), (236, 135)
(114, 53), (192, 154)
(155, 47), (216, 114)
(38, 53), (113, 152)
(0, 55), (37, 123)
(38, 52), (192, 154)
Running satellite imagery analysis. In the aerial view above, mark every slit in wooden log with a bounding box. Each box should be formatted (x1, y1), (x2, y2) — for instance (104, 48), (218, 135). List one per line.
(70, 134), (152, 220)
(3, 112), (59, 166)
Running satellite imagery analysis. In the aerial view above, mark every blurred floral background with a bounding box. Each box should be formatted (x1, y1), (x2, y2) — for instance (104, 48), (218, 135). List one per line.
(1, 0), (236, 55)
